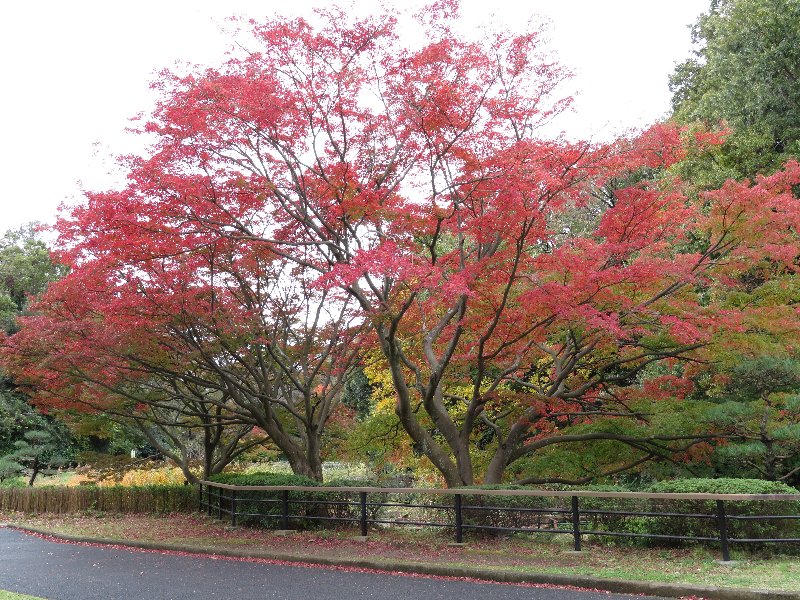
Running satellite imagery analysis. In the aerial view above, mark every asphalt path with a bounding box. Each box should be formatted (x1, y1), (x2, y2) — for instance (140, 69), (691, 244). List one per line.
(0, 527), (660, 600)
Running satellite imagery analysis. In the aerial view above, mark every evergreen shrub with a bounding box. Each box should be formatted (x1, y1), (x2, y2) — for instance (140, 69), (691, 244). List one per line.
(206, 472), (384, 527)
(644, 478), (800, 547)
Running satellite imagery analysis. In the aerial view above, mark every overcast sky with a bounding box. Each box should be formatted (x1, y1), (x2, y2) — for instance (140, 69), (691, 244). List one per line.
(0, 0), (709, 232)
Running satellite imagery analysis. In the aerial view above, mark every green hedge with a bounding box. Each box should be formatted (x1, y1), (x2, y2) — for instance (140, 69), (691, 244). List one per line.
(0, 485), (196, 514)
(207, 472), (383, 528)
(647, 478), (799, 495)
(448, 485), (570, 533)
(643, 478), (800, 546)
(567, 485), (651, 542)
(445, 485), (643, 537)
(399, 480), (800, 547)
(209, 472), (318, 487)
(203, 476), (800, 548)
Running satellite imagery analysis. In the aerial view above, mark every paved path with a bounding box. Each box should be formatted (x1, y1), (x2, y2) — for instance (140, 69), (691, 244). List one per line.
(0, 527), (660, 600)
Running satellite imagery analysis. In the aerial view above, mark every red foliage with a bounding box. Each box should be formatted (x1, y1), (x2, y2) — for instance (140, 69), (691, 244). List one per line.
(3, 1), (799, 485)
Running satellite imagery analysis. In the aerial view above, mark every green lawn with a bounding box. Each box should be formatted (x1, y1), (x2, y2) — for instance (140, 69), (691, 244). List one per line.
(0, 591), (46, 600)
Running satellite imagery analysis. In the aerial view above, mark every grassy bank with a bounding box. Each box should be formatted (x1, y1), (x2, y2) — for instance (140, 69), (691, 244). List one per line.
(0, 592), (45, 600)
(2, 511), (798, 593)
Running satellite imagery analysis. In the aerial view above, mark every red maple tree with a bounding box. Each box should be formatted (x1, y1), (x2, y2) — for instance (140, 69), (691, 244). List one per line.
(5, 225), (364, 480)
(5, 1), (799, 485)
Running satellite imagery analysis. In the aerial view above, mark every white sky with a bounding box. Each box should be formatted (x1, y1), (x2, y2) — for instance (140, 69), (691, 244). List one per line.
(0, 0), (708, 232)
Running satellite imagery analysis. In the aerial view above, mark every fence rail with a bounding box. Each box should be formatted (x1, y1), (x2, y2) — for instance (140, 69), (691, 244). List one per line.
(197, 481), (800, 561)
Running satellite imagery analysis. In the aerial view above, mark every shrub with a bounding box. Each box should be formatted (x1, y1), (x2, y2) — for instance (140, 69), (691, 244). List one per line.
(459, 484), (647, 538)
(209, 472), (317, 487)
(119, 467), (187, 487)
(207, 472), (385, 528)
(321, 478), (384, 523)
(560, 484), (652, 546)
(321, 462), (372, 481)
(232, 461), (373, 482)
(644, 478), (800, 547)
(647, 478), (799, 495)
(410, 485), (637, 537)
(452, 486), (566, 534)
(206, 472), (315, 527)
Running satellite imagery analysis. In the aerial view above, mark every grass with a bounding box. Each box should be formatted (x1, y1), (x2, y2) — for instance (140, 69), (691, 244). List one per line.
(0, 591), (46, 600)
(2, 511), (799, 593)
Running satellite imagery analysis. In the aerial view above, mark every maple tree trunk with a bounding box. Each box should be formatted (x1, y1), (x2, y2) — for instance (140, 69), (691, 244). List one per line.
(483, 447), (510, 485)
(249, 405), (325, 481)
(203, 425), (214, 480)
(455, 450), (474, 487)
(181, 464), (200, 485)
(284, 451), (321, 480)
(305, 431), (323, 481)
(381, 338), (469, 487)
(393, 397), (467, 487)
(275, 429), (323, 481)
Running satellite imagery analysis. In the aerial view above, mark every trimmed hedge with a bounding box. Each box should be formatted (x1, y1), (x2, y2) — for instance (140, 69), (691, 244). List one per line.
(567, 485), (651, 542)
(446, 485), (570, 532)
(206, 472), (383, 527)
(643, 478), (800, 546)
(0, 485), (196, 514)
(381, 480), (800, 547)
(445, 484), (642, 536)
(203, 475), (800, 548)
(646, 478), (799, 495)
(209, 472), (318, 487)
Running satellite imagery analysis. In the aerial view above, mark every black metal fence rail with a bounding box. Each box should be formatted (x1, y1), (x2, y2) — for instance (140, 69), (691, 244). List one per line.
(197, 482), (800, 561)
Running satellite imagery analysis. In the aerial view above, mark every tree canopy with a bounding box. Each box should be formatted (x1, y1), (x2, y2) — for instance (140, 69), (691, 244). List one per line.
(670, 0), (800, 184)
(0, 226), (75, 484)
(3, 1), (800, 486)
(0, 226), (65, 334)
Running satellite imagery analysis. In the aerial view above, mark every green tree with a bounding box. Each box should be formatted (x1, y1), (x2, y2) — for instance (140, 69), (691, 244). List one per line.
(0, 225), (65, 333)
(707, 356), (800, 483)
(0, 383), (77, 485)
(341, 368), (373, 421)
(0, 429), (71, 485)
(668, 2), (800, 486)
(670, 0), (800, 185)
(0, 387), (44, 456)
(0, 225), (75, 484)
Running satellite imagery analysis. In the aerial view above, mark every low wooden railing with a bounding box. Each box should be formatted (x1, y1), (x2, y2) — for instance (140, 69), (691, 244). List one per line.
(198, 481), (800, 561)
